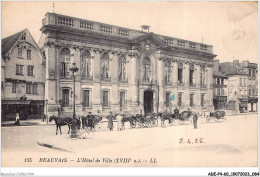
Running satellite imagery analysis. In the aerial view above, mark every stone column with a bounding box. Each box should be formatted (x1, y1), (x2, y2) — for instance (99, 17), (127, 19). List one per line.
(111, 52), (119, 113)
(207, 65), (214, 111)
(44, 42), (59, 115)
(92, 49), (101, 113)
(171, 60), (178, 108)
(194, 63), (201, 109)
(183, 62), (190, 108)
(128, 54), (138, 113)
(157, 59), (164, 112)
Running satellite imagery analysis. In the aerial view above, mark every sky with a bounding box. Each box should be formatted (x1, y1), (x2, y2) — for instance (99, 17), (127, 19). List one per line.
(1, 1), (258, 63)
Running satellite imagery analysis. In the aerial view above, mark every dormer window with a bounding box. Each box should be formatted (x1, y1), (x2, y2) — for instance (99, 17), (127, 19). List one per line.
(21, 34), (26, 41)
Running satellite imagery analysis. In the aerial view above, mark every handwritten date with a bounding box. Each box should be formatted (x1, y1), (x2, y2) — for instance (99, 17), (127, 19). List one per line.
(179, 138), (205, 144)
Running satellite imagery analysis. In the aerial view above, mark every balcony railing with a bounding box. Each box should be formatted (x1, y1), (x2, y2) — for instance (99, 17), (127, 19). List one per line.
(82, 75), (93, 81)
(119, 78), (128, 83)
(213, 84), (227, 88)
(100, 77), (111, 82)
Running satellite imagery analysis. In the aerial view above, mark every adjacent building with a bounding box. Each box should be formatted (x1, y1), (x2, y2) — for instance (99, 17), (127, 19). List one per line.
(219, 60), (258, 113)
(39, 12), (216, 117)
(1, 29), (45, 120)
(213, 60), (228, 110)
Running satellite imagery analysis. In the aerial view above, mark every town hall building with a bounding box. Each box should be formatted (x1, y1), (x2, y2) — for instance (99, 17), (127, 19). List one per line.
(39, 12), (217, 117)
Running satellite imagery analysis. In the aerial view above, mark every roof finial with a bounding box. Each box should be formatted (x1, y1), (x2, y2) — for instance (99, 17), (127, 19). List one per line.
(53, 2), (55, 13)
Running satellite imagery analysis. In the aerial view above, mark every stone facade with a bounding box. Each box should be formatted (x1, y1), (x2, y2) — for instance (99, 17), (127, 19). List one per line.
(39, 13), (216, 117)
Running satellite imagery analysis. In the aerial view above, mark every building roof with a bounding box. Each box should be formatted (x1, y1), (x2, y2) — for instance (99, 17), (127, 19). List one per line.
(219, 62), (247, 76)
(1, 29), (26, 58)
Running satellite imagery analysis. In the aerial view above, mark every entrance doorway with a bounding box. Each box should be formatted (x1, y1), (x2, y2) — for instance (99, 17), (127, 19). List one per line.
(144, 90), (153, 115)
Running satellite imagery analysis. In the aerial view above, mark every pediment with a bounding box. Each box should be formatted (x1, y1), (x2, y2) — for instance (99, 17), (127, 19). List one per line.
(132, 32), (169, 49)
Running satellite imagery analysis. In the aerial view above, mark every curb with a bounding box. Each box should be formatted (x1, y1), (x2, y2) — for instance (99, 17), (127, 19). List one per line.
(37, 141), (75, 153)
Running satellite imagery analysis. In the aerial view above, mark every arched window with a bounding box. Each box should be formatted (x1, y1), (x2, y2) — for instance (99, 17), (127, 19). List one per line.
(60, 48), (71, 78)
(143, 57), (151, 81)
(101, 53), (110, 80)
(82, 50), (92, 78)
(119, 56), (127, 81)
(200, 66), (206, 86)
(165, 62), (171, 84)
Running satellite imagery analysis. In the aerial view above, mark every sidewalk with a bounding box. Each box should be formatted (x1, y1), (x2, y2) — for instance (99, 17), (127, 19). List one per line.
(1, 119), (54, 127)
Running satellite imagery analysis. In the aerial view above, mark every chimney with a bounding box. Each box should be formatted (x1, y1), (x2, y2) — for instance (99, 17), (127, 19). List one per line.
(213, 60), (220, 72)
(140, 25), (150, 33)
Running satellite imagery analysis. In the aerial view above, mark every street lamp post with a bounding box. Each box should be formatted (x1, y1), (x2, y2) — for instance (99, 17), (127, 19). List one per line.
(45, 99), (48, 124)
(69, 62), (79, 139)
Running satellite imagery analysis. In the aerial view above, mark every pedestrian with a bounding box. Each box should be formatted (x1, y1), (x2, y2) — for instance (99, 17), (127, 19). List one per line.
(161, 110), (167, 128)
(116, 112), (123, 131)
(193, 112), (198, 129)
(107, 111), (114, 131)
(174, 107), (179, 119)
(15, 112), (20, 126)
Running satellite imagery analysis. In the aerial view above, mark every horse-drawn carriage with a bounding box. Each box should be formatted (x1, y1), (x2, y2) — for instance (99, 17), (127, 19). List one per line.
(199, 110), (226, 122)
(160, 110), (193, 125)
(135, 113), (158, 128)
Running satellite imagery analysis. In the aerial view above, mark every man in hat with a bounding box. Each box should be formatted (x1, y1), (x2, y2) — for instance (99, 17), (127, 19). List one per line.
(193, 112), (198, 129)
(107, 111), (114, 131)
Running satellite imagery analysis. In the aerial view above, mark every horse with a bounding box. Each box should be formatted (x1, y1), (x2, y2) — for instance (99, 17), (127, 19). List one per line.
(81, 115), (102, 131)
(49, 115), (79, 135)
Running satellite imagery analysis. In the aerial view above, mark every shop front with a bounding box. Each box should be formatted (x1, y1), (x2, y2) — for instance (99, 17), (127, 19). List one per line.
(1, 100), (44, 121)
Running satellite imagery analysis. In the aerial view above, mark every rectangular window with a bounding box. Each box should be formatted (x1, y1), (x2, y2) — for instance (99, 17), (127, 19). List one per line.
(102, 90), (109, 107)
(252, 89), (255, 96)
(27, 65), (34, 76)
(62, 89), (70, 107)
(18, 48), (22, 56)
(16, 65), (24, 75)
(239, 78), (242, 86)
(217, 88), (220, 96)
(201, 94), (205, 107)
(26, 83), (32, 94)
(120, 91), (126, 108)
(249, 69), (252, 76)
(243, 78), (246, 86)
(221, 88), (224, 96)
(83, 90), (90, 107)
(12, 82), (16, 93)
(178, 93), (182, 107)
(166, 92), (170, 107)
(221, 78), (224, 85)
(249, 89), (251, 96)
(217, 78), (220, 85)
(32, 84), (38, 94)
(190, 94), (194, 107)
(27, 49), (31, 60)
(252, 69), (255, 76)
(178, 68), (183, 83)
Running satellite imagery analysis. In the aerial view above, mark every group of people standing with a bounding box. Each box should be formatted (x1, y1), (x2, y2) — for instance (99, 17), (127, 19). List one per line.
(106, 112), (124, 131)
